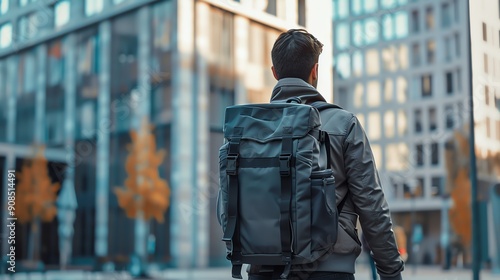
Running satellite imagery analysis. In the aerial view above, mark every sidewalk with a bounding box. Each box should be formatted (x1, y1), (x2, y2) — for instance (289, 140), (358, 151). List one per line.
(1, 265), (498, 280)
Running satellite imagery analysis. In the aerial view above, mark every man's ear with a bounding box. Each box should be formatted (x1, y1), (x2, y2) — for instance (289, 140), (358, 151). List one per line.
(311, 63), (319, 80)
(271, 66), (279, 80)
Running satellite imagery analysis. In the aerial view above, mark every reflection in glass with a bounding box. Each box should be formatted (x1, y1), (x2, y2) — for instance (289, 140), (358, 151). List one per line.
(398, 45), (408, 69)
(411, 10), (419, 33)
(430, 143), (439, 165)
(365, 0), (378, 13)
(382, 46), (396, 72)
(351, 0), (362, 15)
(371, 144), (382, 167)
(411, 43), (420, 66)
(414, 109), (422, 133)
(76, 27), (99, 139)
(352, 21), (363, 46)
(441, 3), (451, 28)
(16, 51), (37, 144)
(110, 12), (138, 132)
(429, 107), (437, 131)
(381, 0), (396, 9)
(46, 39), (66, 146)
(150, 0), (173, 123)
(333, 0), (349, 19)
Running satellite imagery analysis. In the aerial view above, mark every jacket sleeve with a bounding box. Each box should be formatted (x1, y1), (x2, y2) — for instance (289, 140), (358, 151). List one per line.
(342, 116), (404, 280)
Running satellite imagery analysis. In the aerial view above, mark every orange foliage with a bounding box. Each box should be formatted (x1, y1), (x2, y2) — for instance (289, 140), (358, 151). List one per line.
(114, 118), (171, 223)
(448, 168), (472, 248)
(16, 146), (60, 224)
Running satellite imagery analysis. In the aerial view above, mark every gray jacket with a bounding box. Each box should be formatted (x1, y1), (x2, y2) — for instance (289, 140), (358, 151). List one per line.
(251, 78), (404, 280)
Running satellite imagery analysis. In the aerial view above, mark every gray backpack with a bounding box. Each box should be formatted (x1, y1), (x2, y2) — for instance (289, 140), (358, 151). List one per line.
(217, 99), (346, 279)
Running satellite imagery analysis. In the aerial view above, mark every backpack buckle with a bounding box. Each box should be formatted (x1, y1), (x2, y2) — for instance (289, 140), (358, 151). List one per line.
(279, 154), (292, 176)
(226, 154), (239, 175)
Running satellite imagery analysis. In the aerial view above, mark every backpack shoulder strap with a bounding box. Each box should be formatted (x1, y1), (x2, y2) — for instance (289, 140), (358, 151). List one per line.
(311, 101), (343, 111)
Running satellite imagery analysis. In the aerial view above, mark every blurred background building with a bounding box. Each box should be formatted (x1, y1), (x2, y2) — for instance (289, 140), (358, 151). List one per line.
(0, 0), (333, 271)
(332, 0), (500, 269)
(1, 0), (499, 274)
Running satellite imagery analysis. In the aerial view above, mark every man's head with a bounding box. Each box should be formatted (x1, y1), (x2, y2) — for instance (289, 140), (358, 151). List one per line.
(271, 29), (323, 88)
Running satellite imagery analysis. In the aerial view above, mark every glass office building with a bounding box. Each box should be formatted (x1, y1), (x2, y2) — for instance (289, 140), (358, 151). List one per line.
(0, 0), (333, 269)
(333, 0), (500, 266)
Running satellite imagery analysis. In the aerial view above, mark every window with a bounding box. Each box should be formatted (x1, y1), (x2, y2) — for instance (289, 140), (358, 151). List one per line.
(333, 0), (349, 20)
(19, 0), (29, 7)
(431, 177), (442, 197)
(353, 83), (364, 108)
(431, 143), (439, 165)
(0, 23), (12, 48)
(382, 46), (396, 72)
(384, 111), (395, 137)
(114, 0), (126, 4)
(445, 105), (454, 129)
(364, 18), (379, 45)
(265, 0), (277, 15)
(425, 7), (434, 30)
(486, 117), (491, 138)
(367, 81), (381, 107)
(442, 3), (451, 28)
(365, 0), (378, 13)
(335, 23), (350, 50)
(446, 72), (453, 94)
(384, 78), (394, 101)
(411, 43), (420, 66)
(484, 53), (489, 73)
(352, 0), (363, 15)
(352, 51), (363, 77)
(495, 93), (500, 111)
(368, 112), (381, 140)
(429, 107), (437, 131)
(55, 0), (71, 28)
(366, 49), (379, 75)
(381, 0), (397, 9)
(335, 53), (351, 79)
(426, 40), (435, 64)
(454, 33), (460, 57)
(414, 109), (422, 133)
(483, 22), (487, 41)
(46, 39), (66, 145)
(397, 110), (407, 135)
(444, 37), (452, 62)
(298, 0), (305, 26)
(1, 0), (8, 15)
(411, 10), (419, 33)
(76, 27), (100, 139)
(382, 14), (394, 40)
(352, 21), (363, 46)
(110, 12), (138, 132)
(18, 13), (39, 41)
(421, 74), (432, 97)
(416, 144), (424, 166)
(395, 12), (408, 38)
(497, 120), (500, 141)
(485, 86), (490, 105)
(85, 0), (104, 16)
(396, 77), (408, 103)
(16, 50), (38, 144)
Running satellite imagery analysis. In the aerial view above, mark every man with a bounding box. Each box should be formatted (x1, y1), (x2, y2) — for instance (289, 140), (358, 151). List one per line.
(248, 29), (405, 280)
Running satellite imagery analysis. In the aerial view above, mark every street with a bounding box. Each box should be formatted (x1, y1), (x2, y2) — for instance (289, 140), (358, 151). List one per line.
(1, 265), (499, 280)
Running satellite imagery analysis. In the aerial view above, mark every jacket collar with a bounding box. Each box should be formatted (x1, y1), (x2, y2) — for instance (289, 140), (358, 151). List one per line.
(270, 78), (327, 104)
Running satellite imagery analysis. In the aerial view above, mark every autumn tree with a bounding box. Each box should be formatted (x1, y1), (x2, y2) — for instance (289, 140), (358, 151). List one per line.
(114, 118), (171, 223)
(17, 145), (60, 261)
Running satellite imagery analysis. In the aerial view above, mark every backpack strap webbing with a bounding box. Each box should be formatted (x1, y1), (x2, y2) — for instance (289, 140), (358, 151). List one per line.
(279, 127), (293, 278)
(222, 128), (243, 279)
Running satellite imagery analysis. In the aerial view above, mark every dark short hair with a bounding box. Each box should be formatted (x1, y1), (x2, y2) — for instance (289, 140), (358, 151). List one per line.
(271, 29), (323, 81)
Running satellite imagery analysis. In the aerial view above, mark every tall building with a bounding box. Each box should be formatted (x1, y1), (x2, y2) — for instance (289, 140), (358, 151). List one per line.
(333, 0), (500, 267)
(0, 0), (333, 270)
